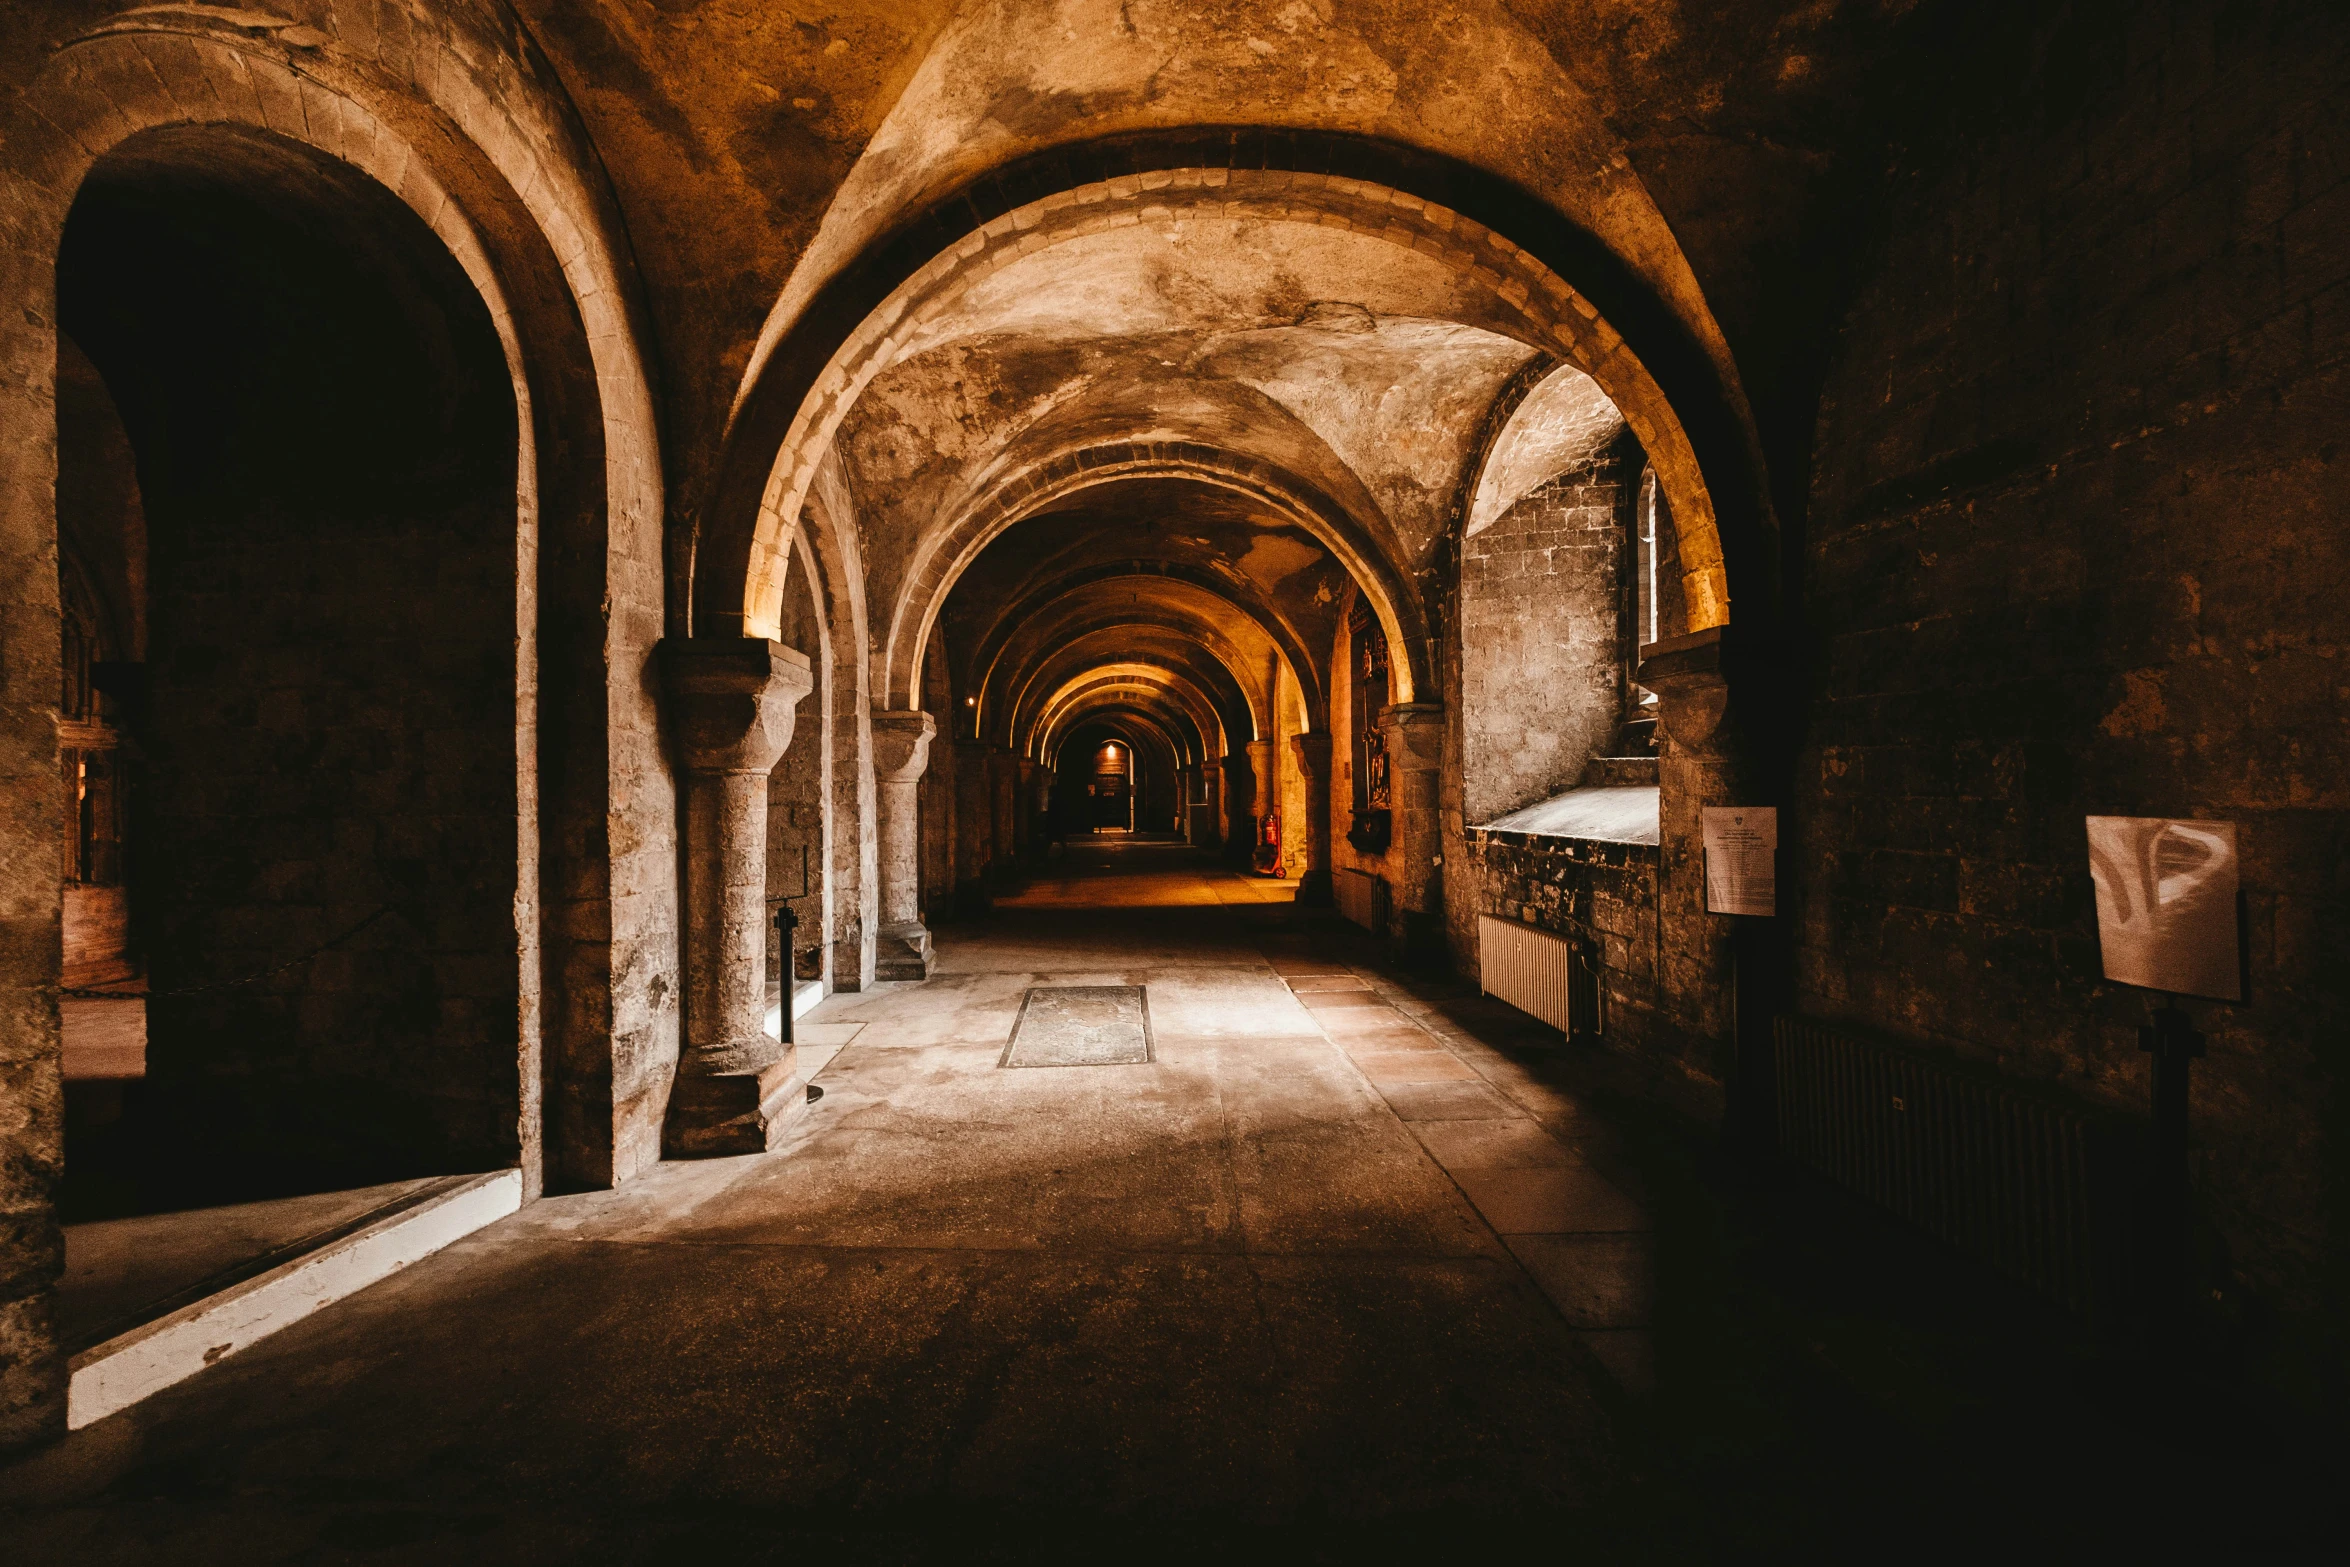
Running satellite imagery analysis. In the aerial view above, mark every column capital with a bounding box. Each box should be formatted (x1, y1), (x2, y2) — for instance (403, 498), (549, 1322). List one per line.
(1244, 737), (1276, 819)
(871, 708), (936, 782)
(1289, 731), (1332, 777)
(1635, 627), (1730, 757)
(661, 637), (813, 775)
(1377, 702), (1444, 772)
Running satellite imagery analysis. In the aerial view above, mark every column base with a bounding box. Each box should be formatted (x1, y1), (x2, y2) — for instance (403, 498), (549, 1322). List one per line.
(664, 1042), (803, 1158)
(1295, 868), (1333, 906)
(875, 921), (934, 981)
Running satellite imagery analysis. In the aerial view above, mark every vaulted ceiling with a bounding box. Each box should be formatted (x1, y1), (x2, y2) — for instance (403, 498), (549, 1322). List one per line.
(485, 0), (1973, 760)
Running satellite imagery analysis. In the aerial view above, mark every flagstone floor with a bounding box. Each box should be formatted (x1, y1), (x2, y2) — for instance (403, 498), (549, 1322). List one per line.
(9, 839), (2329, 1560)
(0, 840), (1661, 1561)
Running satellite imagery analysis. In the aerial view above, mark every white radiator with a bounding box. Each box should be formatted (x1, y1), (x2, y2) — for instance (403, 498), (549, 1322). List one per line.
(1335, 867), (1386, 933)
(1478, 913), (1573, 1033)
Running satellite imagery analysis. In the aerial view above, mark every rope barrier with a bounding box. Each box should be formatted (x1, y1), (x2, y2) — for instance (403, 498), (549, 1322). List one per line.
(60, 904), (398, 1001)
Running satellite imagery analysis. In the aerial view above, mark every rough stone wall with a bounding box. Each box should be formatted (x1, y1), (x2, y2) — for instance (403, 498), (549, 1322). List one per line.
(1220, 750), (1253, 866)
(918, 641), (955, 925)
(1466, 832), (1673, 1059)
(54, 337), (145, 663)
(141, 493), (521, 1188)
(1803, 0), (2350, 1345)
(953, 740), (993, 905)
(919, 758), (955, 926)
(767, 730), (829, 989)
(2, 2), (674, 1446)
(1458, 464), (1631, 825)
(1442, 458), (1633, 973)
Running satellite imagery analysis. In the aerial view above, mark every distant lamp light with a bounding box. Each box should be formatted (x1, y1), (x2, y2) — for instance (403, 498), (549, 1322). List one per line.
(965, 696), (976, 706)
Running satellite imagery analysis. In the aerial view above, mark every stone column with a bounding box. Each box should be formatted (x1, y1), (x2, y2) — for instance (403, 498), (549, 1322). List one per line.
(1197, 757), (1222, 848)
(1379, 703), (1446, 960)
(1636, 627), (1748, 1121)
(661, 638), (814, 1156)
(872, 709), (935, 981)
(1245, 736), (1278, 873)
(1290, 731), (1334, 905)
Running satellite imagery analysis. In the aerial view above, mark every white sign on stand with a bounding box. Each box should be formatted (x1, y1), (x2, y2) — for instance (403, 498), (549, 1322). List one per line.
(1702, 806), (1777, 916)
(2086, 815), (2242, 1001)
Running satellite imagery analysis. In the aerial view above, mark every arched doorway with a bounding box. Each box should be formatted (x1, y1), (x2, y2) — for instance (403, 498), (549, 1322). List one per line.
(52, 124), (529, 1254)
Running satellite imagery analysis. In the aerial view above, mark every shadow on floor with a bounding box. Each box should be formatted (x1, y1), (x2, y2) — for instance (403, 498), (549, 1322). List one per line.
(1291, 914), (2348, 1558)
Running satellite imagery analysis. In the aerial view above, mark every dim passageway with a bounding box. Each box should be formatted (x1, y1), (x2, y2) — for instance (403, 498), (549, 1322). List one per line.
(0, 839), (1666, 1554)
(4, 841), (2341, 1559)
(4, 5), (2346, 1547)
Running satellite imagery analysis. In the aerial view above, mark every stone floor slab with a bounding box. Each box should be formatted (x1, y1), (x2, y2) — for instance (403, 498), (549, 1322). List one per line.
(1506, 1233), (1656, 1328)
(1451, 1164), (1649, 1234)
(1378, 1080), (1526, 1121)
(1411, 1117), (1580, 1172)
(1350, 1051), (1484, 1085)
(1000, 985), (1154, 1067)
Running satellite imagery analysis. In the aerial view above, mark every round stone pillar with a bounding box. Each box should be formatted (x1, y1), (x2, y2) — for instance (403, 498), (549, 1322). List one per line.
(1378, 703), (1446, 960)
(871, 709), (936, 980)
(661, 637), (814, 1156)
(1245, 737), (1278, 874)
(1289, 731), (1334, 905)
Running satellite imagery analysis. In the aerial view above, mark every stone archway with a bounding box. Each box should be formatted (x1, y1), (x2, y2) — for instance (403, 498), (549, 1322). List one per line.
(0, 10), (660, 1447)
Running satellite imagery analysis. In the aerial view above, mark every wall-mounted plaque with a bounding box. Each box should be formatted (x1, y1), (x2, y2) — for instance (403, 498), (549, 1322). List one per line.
(2086, 816), (2241, 1001)
(1702, 806), (1776, 916)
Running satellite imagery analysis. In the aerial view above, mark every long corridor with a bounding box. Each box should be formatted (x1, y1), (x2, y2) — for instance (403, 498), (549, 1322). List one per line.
(7, 841), (2341, 1560)
(1, 842), (1664, 1558)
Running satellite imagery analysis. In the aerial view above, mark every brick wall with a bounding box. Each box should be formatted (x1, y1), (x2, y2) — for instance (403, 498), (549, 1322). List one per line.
(1440, 456), (1634, 971)
(1804, 0), (2350, 1343)
(1467, 829), (1675, 1051)
(1458, 458), (1631, 824)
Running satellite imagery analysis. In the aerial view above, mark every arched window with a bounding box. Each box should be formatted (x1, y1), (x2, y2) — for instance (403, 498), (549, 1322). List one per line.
(1623, 463), (1685, 752)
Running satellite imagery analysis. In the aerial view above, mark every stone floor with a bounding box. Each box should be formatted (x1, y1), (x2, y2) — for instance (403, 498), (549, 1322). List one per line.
(3, 841), (2340, 1560)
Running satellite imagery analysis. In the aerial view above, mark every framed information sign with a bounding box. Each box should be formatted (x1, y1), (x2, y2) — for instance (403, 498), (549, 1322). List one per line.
(1702, 806), (1776, 916)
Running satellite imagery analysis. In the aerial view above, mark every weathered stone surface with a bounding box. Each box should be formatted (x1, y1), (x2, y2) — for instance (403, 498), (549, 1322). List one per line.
(1801, 0), (2350, 1344)
(2, 0), (2344, 1467)
(662, 638), (813, 1156)
(871, 709), (936, 980)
